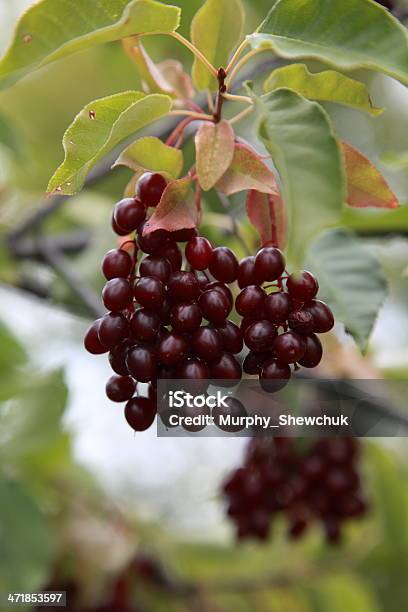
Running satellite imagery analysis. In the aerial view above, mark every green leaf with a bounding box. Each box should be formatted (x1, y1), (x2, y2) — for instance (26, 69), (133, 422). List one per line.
(342, 204), (408, 234)
(256, 88), (344, 263)
(264, 64), (383, 116)
(305, 229), (387, 351)
(305, 574), (381, 612)
(0, 0), (181, 89)
(47, 91), (172, 196)
(122, 37), (176, 96)
(144, 177), (198, 233)
(191, 0), (245, 90)
(113, 136), (183, 179)
(195, 120), (235, 191)
(249, 0), (408, 86)
(0, 476), (53, 592)
(216, 143), (279, 195)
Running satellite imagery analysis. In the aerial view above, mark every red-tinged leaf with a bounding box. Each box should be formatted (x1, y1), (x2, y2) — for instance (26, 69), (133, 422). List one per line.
(143, 177), (198, 235)
(217, 143), (279, 196)
(342, 142), (398, 209)
(246, 189), (287, 250)
(122, 38), (174, 96)
(157, 59), (195, 99)
(195, 120), (235, 191)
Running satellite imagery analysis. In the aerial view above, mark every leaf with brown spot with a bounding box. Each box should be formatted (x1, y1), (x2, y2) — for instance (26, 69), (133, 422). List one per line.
(144, 177), (198, 234)
(246, 189), (287, 250)
(195, 120), (235, 191)
(217, 143), (279, 196)
(343, 142), (398, 209)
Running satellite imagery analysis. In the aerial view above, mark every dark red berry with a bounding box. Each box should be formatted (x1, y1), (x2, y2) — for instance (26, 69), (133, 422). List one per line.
(98, 312), (129, 349)
(176, 358), (210, 380)
(304, 300), (334, 333)
(102, 278), (133, 312)
(260, 359), (291, 392)
(243, 351), (272, 375)
(157, 332), (188, 367)
(170, 302), (202, 333)
(111, 212), (129, 236)
(273, 331), (306, 363)
(237, 256), (261, 288)
(137, 222), (169, 254)
(156, 241), (182, 271)
(136, 172), (167, 207)
(113, 197), (146, 232)
(236, 285), (266, 317)
(244, 320), (277, 352)
(215, 320), (243, 354)
(167, 271), (200, 302)
(264, 292), (292, 323)
(106, 375), (136, 402)
(209, 247), (239, 284)
(84, 319), (108, 354)
(171, 227), (198, 242)
(134, 276), (165, 310)
(130, 308), (161, 343)
(102, 249), (133, 280)
(210, 352), (242, 384)
(213, 397), (247, 433)
(140, 255), (171, 283)
(199, 289), (231, 324)
(205, 281), (233, 308)
(288, 310), (315, 335)
(126, 346), (157, 382)
(125, 397), (157, 431)
(109, 340), (133, 375)
(185, 236), (213, 270)
(254, 247), (285, 282)
(298, 334), (323, 368)
(286, 271), (319, 301)
(191, 326), (223, 363)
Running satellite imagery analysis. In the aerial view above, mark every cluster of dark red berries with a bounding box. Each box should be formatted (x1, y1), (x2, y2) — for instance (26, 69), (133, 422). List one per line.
(223, 437), (367, 544)
(84, 171), (244, 432)
(238, 251), (334, 391)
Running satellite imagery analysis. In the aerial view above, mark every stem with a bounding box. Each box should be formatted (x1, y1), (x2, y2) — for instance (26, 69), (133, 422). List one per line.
(226, 47), (267, 88)
(217, 191), (251, 256)
(229, 105), (255, 125)
(206, 90), (215, 113)
(166, 116), (198, 147)
(225, 39), (249, 74)
(222, 92), (253, 105)
(169, 110), (214, 121)
(169, 32), (218, 78)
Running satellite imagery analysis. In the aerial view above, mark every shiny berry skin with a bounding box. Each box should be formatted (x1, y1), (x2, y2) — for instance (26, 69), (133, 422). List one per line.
(304, 300), (334, 333)
(156, 241), (182, 271)
(199, 290), (231, 324)
(273, 331), (306, 364)
(125, 397), (157, 431)
(136, 172), (167, 207)
(126, 346), (157, 382)
(254, 247), (285, 282)
(140, 255), (171, 283)
(244, 320), (277, 352)
(215, 320), (243, 354)
(171, 227), (198, 242)
(243, 351), (272, 375)
(102, 249), (133, 280)
(109, 340), (133, 375)
(98, 312), (129, 349)
(288, 310), (315, 335)
(264, 292), (292, 323)
(130, 308), (161, 343)
(286, 271), (318, 301)
(185, 236), (213, 270)
(102, 278), (133, 312)
(113, 197), (146, 233)
(167, 271), (200, 302)
(111, 212), (129, 236)
(157, 332), (188, 367)
(157, 296), (171, 326)
(210, 352), (242, 383)
(170, 303), (202, 333)
(213, 397), (247, 432)
(205, 281), (233, 308)
(236, 286), (266, 317)
(84, 319), (107, 354)
(106, 375), (136, 402)
(298, 334), (323, 368)
(176, 358), (210, 380)
(209, 247), (239, 284)
(134, 276), (165, 310)
(137, 222), (169, 254)
(191, 326), (223, 363)
(237, 256), (261, 288)
(260, 359), (291, 393)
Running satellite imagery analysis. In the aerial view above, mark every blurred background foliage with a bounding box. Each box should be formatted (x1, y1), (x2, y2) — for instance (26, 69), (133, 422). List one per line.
(0, 0), (407, 610)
